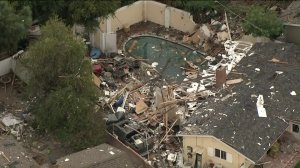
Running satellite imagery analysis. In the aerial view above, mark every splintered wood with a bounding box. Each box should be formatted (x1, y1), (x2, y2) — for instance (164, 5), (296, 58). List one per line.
(268, 58), (288, 64)
(226, 78), (243, 85)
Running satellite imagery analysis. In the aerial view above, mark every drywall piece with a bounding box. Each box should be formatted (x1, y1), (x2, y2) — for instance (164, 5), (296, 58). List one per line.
(256, 95), (267, 117)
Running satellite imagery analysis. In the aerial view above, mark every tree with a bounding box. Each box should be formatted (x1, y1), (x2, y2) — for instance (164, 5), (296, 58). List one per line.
(171, 0), (224, 23)
(14, 0), (120, 32)
(23, 18), (105, 150)
(0, 1), (31, 53)
(242, 6), (283, 39)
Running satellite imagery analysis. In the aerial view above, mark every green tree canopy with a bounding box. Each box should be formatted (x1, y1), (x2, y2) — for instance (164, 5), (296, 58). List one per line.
(14, 0), (120, 32)
(242, 6), (283, 39)
(24, 18), (105, 150)
(0, 1), (31, 53)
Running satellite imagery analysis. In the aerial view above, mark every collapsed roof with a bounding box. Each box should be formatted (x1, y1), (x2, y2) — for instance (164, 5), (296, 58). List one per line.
(179, 42), (300, 163)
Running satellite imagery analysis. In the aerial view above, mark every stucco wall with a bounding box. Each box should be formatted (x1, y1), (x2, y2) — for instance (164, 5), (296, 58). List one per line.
(182, 136), (253, 168)
(0, 57), (12, 76)
(94, 0), (198, 50)
(145, 1), (166, 26)
(111, 1), (144, 32)
(170, 7), (197, 33)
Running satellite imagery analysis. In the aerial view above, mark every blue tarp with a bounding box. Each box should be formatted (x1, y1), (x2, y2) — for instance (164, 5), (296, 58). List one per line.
(90, 48), (101, 59)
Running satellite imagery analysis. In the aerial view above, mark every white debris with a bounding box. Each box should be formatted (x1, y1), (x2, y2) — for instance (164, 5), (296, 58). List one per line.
(187, 82), (205, 93)
(187, 102), (198, 111)
(200, 24), (212, 39)
(167, 153), (177, 162)
(104, 90), (110, 96)
(151, 62), (159, 67)
(270, 86), (274, 89)
(220, 24), (227, 31)
(146, 71), (152, 76)
(211, 19), (221, 25)
(128, 103), (136, 108)
(255, 68), (260, 72)
(65, 158), (69, 162)
(117, 107), (126, 113)
(290, 91), (297, 96)
(1, 114), (22, 127)
(275, 71), (283, 74)
(249, 52), (255, 56)
(109, 151), (115, 155)
(205, 56), (215, 61)
(256, 95), (267, 117)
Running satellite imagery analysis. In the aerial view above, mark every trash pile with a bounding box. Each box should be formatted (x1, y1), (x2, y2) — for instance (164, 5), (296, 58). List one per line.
(90, 38), (252, 166)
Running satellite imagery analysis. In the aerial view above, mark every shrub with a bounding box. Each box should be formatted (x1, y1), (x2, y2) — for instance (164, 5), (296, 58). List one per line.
(295, 161), (300, 168)
(242, 6), (283, 39)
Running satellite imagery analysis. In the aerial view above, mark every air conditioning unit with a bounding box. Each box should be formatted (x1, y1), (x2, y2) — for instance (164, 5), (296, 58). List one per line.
(213, 163), (223, 168)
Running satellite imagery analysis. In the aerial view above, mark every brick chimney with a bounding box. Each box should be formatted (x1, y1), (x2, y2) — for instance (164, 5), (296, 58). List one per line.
(215, 66), (227, 88)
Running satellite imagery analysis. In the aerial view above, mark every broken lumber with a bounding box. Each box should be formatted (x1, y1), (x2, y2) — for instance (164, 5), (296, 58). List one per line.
(268, 58), (288, 64)
(135, 99), (148, 114)
(226, 78), (243, 85)
(158, 119), (178, 146)
(0, 151), (10, 162)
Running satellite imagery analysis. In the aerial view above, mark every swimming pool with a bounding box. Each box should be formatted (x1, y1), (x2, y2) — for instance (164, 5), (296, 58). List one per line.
(124, 35), (206, 82)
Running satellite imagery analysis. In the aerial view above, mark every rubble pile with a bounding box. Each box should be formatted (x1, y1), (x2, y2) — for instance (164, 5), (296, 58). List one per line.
(91, 37), (252, 166)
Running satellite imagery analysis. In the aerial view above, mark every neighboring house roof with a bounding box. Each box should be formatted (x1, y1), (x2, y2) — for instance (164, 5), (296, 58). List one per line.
(0, 135), (39, 168)
(179, 42), (300, 163)
(55, 143), (136, 168)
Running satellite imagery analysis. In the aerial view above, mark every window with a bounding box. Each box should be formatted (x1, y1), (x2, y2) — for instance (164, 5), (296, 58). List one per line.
(187, 146), (193, 158)
(293, 124), (300, 133)
(215, 149), (220, 158)
(215, 148), (227, 160)
(208, 147), (232, 163)
(221, 150), (227, 160)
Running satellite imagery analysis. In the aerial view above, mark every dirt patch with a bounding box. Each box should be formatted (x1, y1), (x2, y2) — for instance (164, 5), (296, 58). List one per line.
(261, 132), (300, 168)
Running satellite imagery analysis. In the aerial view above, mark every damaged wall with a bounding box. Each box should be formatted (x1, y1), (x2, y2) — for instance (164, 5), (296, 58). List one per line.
(146, 1), (166, 26)
(182, 136), (253, 168)
(111, 1), (144, 32)
(94, 0), (197, 51)
(0, 57), (12, 76)
(169, 7), (197, 33)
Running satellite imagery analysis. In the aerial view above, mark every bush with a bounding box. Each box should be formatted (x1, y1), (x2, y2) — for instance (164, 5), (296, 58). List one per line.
(267, 141), (280, 158)
(295, 161), (300, 168)
(242, 6), (283, 39)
